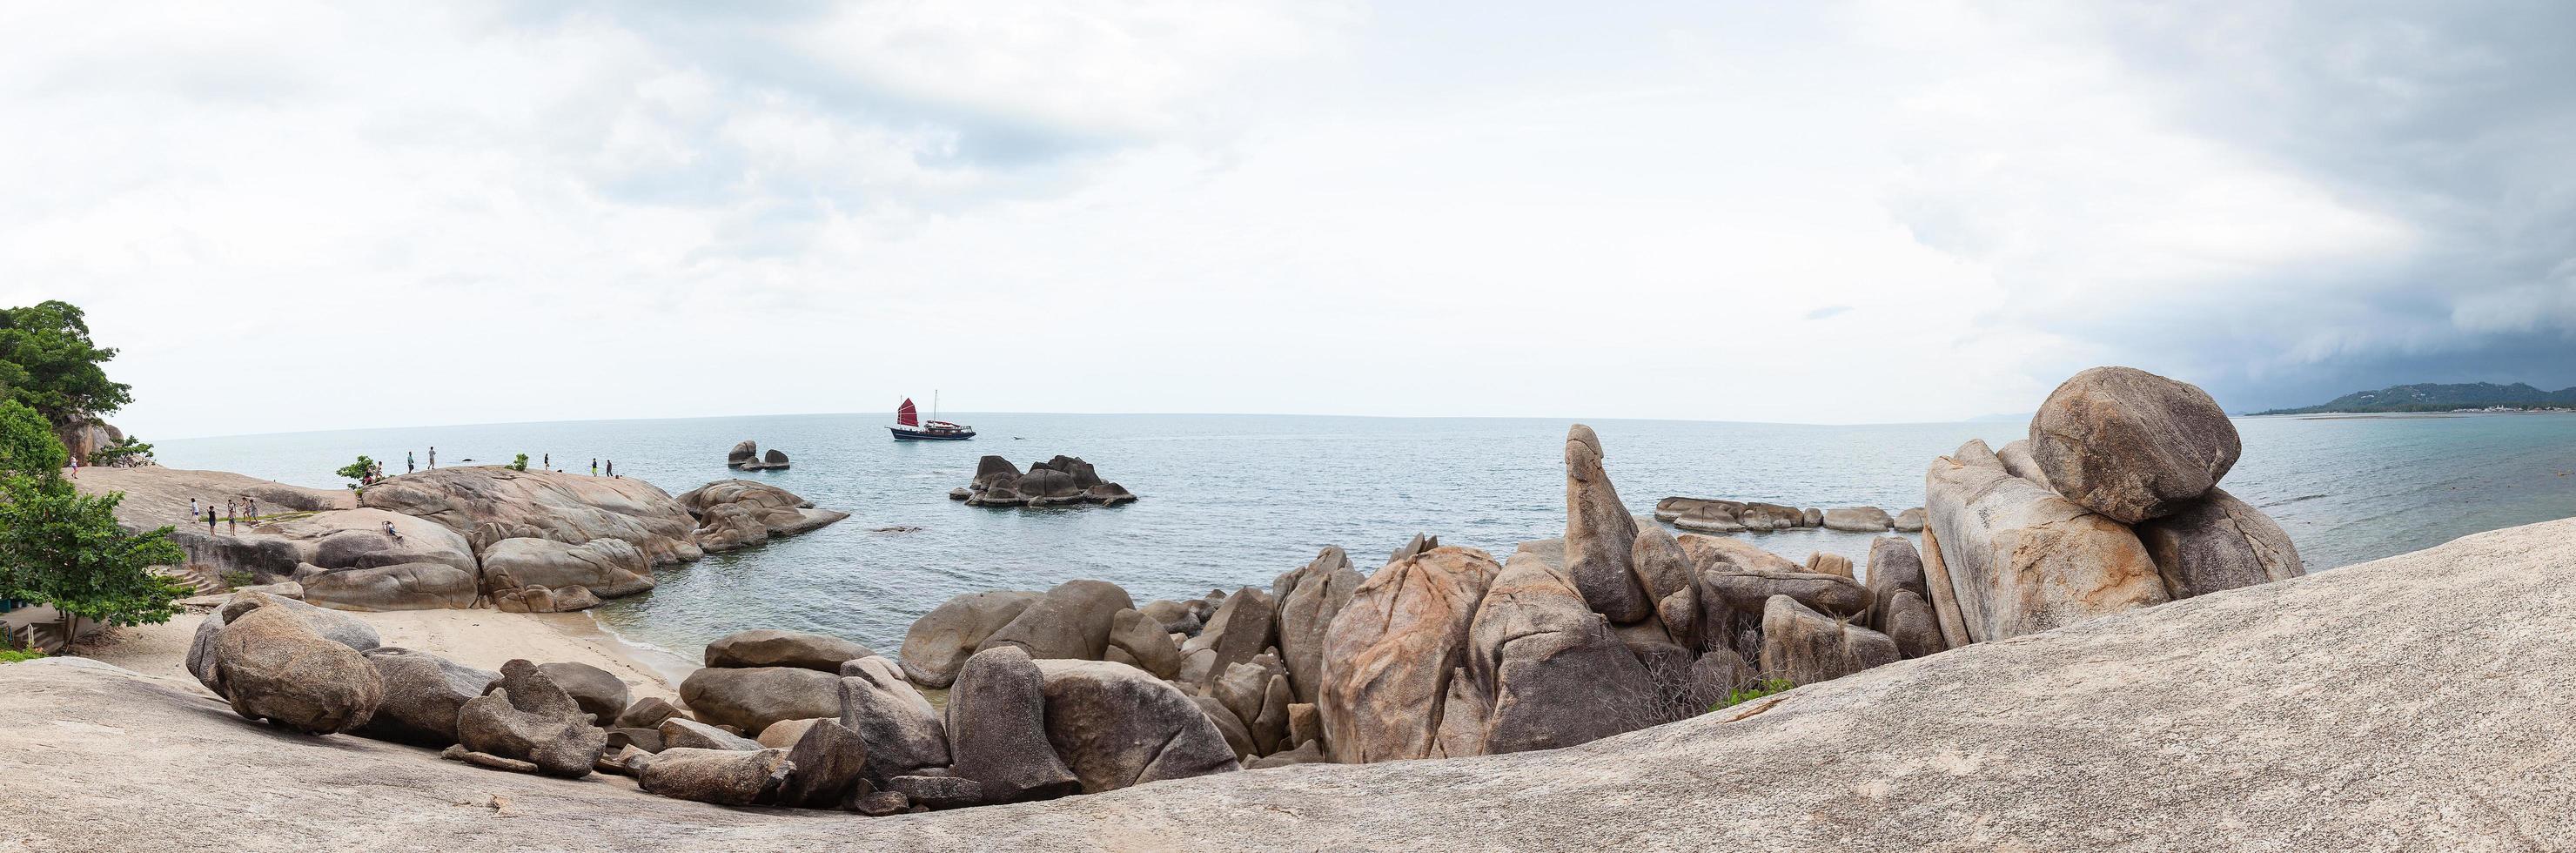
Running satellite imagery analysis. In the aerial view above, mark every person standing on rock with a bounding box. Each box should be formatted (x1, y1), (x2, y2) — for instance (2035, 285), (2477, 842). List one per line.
(607, 460), (615, 478)
(542, 453), (549, 470)
(190, 497), (200, 522)
(427, 447), (436, 470)
(407, 451), (415, 474)
(66, 454), (77, 479)
(205, 507), (217, 534)
(245, 495), (257, 518)
(225, 500), (237, 533)
(590, 458), (597, 476)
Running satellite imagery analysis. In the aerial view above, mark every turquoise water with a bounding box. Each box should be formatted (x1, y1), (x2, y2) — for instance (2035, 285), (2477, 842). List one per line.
(153, 412), (2576, 655)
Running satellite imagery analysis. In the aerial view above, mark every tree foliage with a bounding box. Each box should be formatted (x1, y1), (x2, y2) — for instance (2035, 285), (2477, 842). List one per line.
(335, 455), (377, 487)
(0, 400), (67, 481)
(88, 434), (154, 467)
(0, 301), (133, 427)
(0, 413), (188, 643)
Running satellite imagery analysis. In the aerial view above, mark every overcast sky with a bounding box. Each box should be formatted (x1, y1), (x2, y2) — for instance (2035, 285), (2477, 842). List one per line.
(5, 1), (2571, 439)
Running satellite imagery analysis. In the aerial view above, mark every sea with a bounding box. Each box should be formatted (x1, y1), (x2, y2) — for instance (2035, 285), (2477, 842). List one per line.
(154, 412), (2576, 657)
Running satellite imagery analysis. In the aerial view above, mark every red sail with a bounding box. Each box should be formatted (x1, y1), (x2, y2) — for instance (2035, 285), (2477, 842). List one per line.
(896, 398), (919, 426)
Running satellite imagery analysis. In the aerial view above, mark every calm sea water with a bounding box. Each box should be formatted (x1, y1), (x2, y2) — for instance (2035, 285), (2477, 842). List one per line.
(154, 412), (2576, 656)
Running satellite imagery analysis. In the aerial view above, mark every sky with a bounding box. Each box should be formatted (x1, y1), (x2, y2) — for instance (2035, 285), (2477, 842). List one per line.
(3, 1), (2571, 439)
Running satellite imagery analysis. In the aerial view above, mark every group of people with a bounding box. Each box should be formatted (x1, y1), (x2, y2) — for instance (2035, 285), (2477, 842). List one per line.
(188, 495), (263, 534)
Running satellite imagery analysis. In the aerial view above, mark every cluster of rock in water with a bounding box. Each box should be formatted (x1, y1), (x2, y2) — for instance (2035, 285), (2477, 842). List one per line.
(728, 440), (792, 471)
(168, 468), (847, 615)
(172, 365), (2304, 817)
(1654, 497), (1926, 534)
(949, 455), (1137, 507)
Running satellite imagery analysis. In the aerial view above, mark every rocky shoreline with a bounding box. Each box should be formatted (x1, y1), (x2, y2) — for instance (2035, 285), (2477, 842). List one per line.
(35, 365), (2334, 837)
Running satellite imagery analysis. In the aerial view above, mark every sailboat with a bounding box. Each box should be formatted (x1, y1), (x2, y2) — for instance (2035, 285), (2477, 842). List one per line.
(889, 393), (976, 440)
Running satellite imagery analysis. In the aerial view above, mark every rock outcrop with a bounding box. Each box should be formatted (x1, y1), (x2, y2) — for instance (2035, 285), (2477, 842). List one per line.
(898, 590), (1043, 688)
(480, 537), (655, 614)
(704, 629), (877, 672)
(726, 440), (791, 472)
(1820, 507), (1893, 532)
(674, 480), (846, 552)
(17, 517), (2569, 850)
(959, 455), (1138, 507)
(946, 647), (1082, 804)
(1317, 546), (1500, 763)
(2134, 487), (2305, 597)
(1462, 552), (1663, 756)
(680, 666), (844, 735)
(2027, 366), (2240, 524)
(208, 605), (385, 735)
(1561, 425), (1650, 622)
(1036, 660), (1240, 792)
(359, 467), (704, 567)
(1923, 448), (2168, 642)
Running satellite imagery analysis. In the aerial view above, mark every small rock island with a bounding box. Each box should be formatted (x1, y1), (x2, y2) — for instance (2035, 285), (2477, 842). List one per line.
(951, 455), (1137, 507)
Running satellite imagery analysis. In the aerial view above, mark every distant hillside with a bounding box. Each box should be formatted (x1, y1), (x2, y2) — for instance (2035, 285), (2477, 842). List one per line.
(2252, 382), (2576, 415)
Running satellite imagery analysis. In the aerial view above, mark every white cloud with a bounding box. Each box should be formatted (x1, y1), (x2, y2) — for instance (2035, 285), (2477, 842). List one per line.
(0, 1), (2565, 437)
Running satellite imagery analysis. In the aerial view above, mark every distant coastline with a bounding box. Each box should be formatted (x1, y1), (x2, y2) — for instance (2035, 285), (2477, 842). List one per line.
(2249, 380), (2576, 416)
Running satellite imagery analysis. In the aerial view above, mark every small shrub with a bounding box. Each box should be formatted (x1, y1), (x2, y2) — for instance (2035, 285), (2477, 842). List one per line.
(1712, 678), (1797, 712)
(334, 455), (377, 487)
(507, 453), (529, 472)
(0, 648), (45, 663)
(219, 569), (254, 589)
(88, 435), (155, 467)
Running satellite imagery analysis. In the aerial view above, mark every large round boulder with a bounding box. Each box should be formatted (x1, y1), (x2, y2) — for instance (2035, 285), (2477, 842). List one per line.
(480, 537), (655, 613)
(2029, 366), (2240, 524)
(897, 590), (1043, 688)
(1035, 660), (1241, 793)
(210, 606), (386, 735)
(218, 591), (382, 653)
(679, 666), (844, 734)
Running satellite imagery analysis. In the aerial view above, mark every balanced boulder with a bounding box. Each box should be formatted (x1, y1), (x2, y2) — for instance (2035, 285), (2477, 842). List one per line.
(2028, 366), (2239, 524)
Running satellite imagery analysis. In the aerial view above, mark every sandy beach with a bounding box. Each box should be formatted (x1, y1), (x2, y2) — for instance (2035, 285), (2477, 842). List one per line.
(75, 605), (692, 702)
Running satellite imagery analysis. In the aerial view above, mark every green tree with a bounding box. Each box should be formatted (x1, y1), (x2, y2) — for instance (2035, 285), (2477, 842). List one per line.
(0, 485), (190, 644)
(0, 410), (186, 647)
(335, 455), (378, 487)
(87, 434), (153, 467)
(507, 453), (529, 472)
(0, 301), (134, 427)
(0, 400), (67, 481)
